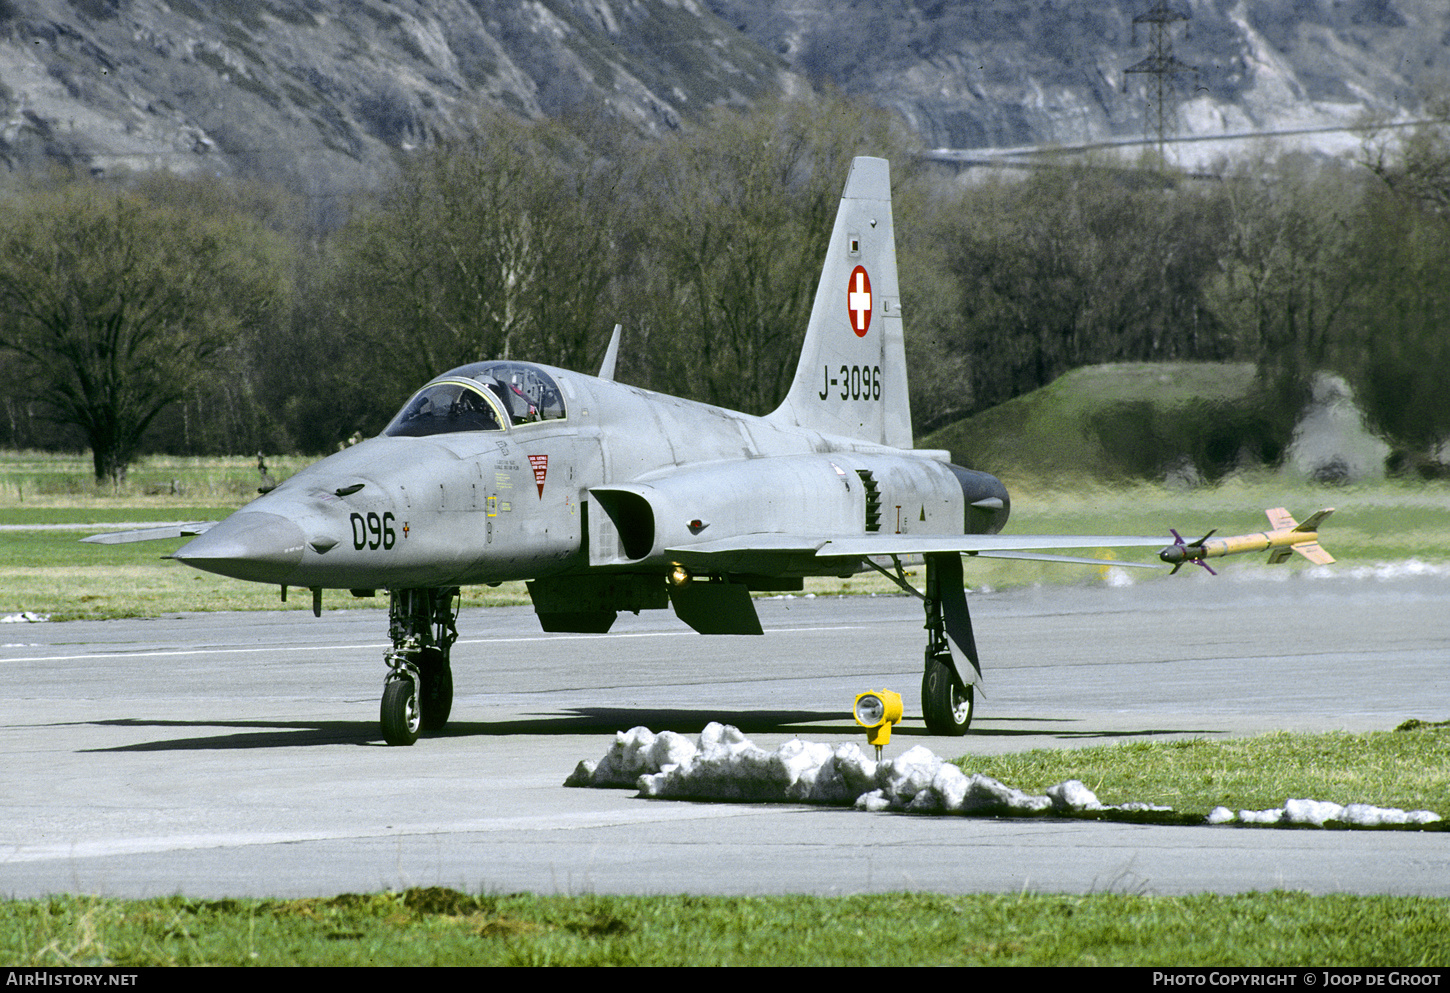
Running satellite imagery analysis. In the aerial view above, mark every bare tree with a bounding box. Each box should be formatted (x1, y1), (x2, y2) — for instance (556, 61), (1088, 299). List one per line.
(634, 94), (918, 414)
(1207, 157), (1363, 390)
(943, 164), (1234, 416)
(0, 180), (290, 484)
(329, 110), (628, 417)
(1360, 92), (1450, 220)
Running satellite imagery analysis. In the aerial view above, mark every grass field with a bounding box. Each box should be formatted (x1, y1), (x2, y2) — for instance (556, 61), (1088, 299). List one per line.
(961, 723), (1450, 820)
(6, 889), (1448, 967)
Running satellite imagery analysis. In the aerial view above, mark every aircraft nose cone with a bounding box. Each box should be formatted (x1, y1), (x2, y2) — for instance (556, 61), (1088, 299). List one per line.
(172, 511), (306, 584)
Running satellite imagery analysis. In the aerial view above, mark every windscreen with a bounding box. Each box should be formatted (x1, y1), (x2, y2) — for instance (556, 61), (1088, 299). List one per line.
(383, 380), (506, 437)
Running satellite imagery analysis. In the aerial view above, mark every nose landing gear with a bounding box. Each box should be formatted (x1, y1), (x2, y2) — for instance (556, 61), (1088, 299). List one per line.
(380, 587), (459, 745)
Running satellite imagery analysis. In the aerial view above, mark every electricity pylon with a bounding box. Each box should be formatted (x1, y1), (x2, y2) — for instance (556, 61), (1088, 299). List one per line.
(1124, 0), (1196, 165)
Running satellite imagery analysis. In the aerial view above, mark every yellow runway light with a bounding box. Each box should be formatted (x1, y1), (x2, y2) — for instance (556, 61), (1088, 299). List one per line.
(854, 689), (904, 759)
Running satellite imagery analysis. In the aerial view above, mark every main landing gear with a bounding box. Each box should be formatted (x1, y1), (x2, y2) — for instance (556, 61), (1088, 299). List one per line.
(380, 587), (459, 745)
(868, 552), (981, 735)
(920, 553), (980, 735)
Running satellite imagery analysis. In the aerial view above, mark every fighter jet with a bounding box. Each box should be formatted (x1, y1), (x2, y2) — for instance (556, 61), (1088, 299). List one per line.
(87, 157), (1314, 745)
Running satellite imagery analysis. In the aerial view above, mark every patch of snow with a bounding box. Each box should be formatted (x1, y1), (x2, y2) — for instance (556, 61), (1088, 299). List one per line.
(568, 724), (1441, 828)
(1, 612), (48, 623)
(1215, 799), (1441, 828)
(567, 724), (1165, 817)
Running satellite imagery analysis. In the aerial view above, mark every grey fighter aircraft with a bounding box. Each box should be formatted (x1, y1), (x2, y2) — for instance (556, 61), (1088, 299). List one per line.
(88, 157), (1312, 745)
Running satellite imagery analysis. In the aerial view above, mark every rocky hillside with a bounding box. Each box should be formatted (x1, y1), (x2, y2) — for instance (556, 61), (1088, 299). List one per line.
(1, 0), (1446, 203)
(0, 0), (787, 209)
(707, 0), (1450, 150)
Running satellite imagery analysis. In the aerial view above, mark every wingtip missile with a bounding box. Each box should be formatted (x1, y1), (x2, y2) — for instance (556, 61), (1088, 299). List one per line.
(1159, 509), (1334, 573)
(1162, 528), (1217, 575)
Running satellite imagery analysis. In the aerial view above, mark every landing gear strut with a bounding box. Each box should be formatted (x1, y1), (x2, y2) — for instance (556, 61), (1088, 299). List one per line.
(380, 587), (459, 745)
(921, 553), (979, 735)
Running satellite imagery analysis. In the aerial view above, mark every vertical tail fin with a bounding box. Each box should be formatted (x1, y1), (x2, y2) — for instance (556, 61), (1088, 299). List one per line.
(768, 157), (912, 449)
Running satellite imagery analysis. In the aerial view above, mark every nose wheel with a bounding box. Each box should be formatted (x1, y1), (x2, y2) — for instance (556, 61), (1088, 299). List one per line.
(381, 669), (421, 746)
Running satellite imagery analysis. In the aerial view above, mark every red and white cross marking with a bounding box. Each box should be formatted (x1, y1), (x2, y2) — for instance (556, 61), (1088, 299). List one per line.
(847, 265), (872, 337)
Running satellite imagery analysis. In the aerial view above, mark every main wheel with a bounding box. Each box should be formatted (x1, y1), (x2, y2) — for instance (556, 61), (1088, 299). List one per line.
(417, 647), (453, 731)
(922, 657), (973, 735)
(381, 676), (420, 746)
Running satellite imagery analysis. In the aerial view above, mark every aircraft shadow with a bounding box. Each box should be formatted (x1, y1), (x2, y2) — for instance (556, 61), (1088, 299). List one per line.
(443, 710), (1225, 740)
(77, 712), (1225, 751)
(81, 718), (380, 751)
(79, 711), (851, 750)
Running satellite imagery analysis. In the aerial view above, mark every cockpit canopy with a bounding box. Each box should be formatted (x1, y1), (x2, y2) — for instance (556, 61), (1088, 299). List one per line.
(383, 362), (566, 438)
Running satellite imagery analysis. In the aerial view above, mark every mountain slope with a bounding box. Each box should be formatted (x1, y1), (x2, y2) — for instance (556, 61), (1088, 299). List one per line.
(0, 0), (786, 205)
(2, 0), (1446, 202)
(707, 0), (1450, 149)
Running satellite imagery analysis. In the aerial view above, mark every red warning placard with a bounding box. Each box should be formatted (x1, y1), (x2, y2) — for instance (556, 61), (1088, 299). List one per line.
(528, 454), (548, 497)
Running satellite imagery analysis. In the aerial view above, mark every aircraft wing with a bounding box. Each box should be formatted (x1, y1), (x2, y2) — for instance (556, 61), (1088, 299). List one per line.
(80, 522), (218, 545)
(815, 534), (1171, 558)
(665, 532), (1171, 571)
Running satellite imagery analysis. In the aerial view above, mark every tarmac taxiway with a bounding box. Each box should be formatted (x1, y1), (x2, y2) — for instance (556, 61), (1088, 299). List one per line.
(3, 571), (1447, 898)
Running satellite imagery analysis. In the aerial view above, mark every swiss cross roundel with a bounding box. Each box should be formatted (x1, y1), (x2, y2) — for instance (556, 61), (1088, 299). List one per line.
(847, 265), (872, 338)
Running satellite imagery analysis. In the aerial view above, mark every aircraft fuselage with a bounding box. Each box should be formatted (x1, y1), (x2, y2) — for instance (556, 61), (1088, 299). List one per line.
(174, 364), (1011, 592)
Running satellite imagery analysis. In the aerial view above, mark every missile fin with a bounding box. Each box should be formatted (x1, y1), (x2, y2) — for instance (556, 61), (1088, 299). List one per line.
(1265, 507), (1296, 530)
(1292, 540), (1334, 566)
